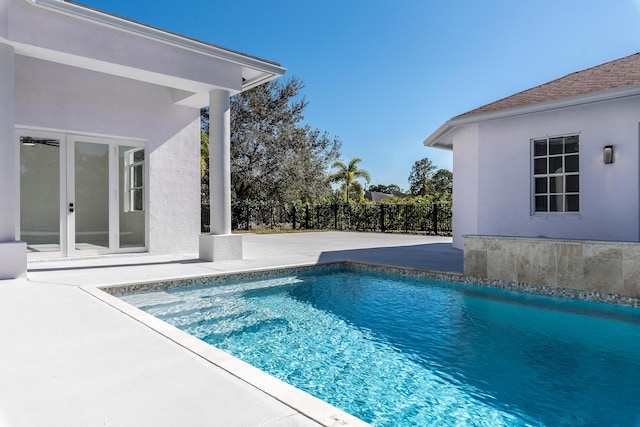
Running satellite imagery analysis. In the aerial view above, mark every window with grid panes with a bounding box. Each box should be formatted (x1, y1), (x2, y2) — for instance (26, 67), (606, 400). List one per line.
(532, 135), (579, 213)
(124, 148), (145, 212)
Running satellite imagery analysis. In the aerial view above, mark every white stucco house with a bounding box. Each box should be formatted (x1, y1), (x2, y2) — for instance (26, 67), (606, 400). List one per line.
(424, 52), (640, 250)
(0, 0), (285, 279)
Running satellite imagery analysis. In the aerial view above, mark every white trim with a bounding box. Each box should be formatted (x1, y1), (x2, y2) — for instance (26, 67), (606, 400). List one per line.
(15, 125), (147, 143)
(60, 135), (68, 257)
(16, 127), (149, 258)
(530, 134), (581, 216)
(110, 144), (119, 251)
(14, 129), (67, 258)
(65, 134), (75, 256)
(123, 147), (145, 213)
(20, 0), (285, 91)
(13, 129), (20, 241)
(422, 122), (454, 150)
(424, 84), (640, 149)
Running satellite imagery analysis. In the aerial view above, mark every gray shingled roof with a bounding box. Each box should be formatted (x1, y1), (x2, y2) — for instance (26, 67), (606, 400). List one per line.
(456, 52), (640, 119)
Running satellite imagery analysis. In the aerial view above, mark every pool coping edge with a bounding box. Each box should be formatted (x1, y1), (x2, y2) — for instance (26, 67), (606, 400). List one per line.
(94, 260), (640, 307)
(80, 281), (371, 427)
(81, 260), (640, 427)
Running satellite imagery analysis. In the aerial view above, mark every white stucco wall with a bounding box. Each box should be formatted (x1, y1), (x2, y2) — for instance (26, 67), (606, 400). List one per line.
(452, 95), (640, 249)
(0, 1), (8, 39)
(451, 123), (480, 249)
(15, 56), (201, 254)
(148, 118), (200, 254)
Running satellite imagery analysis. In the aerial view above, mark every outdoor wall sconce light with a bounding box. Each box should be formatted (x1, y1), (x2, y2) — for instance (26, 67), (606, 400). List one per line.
(603, 145), (614, 164)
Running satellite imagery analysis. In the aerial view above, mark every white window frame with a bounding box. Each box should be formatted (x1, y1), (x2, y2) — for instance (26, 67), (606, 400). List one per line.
(124, 148), (145, 213)
(531, 134), (580, 215)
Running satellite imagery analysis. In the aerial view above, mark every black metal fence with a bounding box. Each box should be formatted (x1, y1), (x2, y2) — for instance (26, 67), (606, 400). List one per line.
(202, 201), (452, 235)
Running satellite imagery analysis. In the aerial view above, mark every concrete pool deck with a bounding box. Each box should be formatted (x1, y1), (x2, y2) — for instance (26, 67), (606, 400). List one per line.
(0, 232), (461, 427)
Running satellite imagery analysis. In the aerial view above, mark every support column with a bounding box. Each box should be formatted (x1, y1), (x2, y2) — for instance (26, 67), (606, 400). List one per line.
(209, 89), (232, 235)
(0, 43), (27, 279)
(199, 88), (242, 261)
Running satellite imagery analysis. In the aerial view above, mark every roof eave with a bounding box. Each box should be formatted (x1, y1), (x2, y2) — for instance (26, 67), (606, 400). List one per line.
(242, 72), (282, 92)
(24, 0), (286, 91)
(456, 83), (640, 124)
(424, 83), (640, 149)
(422, 122), (454, 151)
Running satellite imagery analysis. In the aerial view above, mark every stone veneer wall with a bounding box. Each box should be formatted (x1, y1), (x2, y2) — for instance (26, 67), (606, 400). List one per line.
(464, 235), (640, 299)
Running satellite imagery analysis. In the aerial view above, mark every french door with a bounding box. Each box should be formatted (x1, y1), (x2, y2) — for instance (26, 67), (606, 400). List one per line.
(18, 130), (146, 258)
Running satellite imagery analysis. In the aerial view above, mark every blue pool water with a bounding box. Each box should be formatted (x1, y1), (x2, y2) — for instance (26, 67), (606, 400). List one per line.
(121, 269), (640, 426)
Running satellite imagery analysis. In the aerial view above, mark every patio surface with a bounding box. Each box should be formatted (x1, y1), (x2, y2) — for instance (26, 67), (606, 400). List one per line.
(0, 232), (461, 427)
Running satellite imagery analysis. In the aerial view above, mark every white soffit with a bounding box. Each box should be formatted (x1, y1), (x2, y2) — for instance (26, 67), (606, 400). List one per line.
(17, 0), (285, 99)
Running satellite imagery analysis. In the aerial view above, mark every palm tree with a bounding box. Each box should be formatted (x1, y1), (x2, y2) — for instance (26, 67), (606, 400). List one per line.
(329, 157), (371, 202)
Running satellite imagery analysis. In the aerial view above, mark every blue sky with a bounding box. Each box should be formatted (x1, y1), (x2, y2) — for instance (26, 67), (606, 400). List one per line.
(80, 0), (640, 191)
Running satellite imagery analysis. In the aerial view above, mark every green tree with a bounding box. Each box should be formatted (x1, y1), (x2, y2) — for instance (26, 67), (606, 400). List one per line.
(431, 169), (453, 195)
(329, 157), (371, 202)
(334, 180), (367, 202)
(201, 76), (341, 203)
(408, 157), (437, 196)
(369, 184), (403, 194)
(200, 129), (209, 203)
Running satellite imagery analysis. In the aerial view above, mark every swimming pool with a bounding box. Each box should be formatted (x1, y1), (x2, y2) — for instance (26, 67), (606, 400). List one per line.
(120, 267), (640, 426)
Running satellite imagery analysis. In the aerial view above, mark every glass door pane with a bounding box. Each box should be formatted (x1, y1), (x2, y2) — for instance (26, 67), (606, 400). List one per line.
(74, 141), (110, 252)
(19, 135), (62, 255)
(20, 132), (146, 257)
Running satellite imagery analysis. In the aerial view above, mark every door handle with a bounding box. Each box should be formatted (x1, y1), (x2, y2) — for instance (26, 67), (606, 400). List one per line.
(69, 203), (74, 213)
